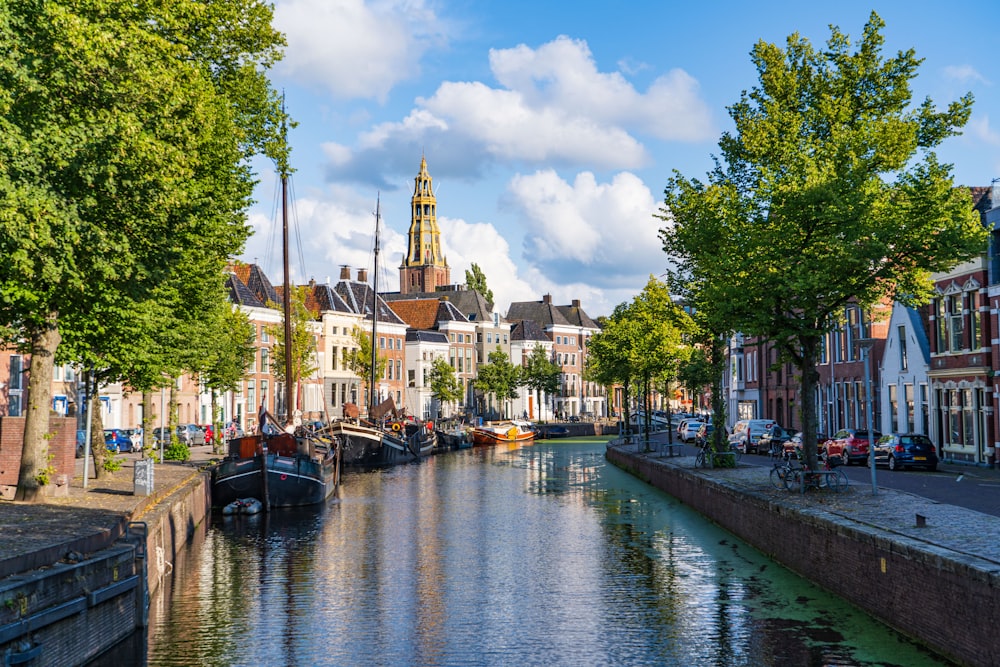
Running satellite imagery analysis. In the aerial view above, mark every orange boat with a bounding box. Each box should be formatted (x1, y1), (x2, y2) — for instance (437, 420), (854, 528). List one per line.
(471, 420), (535, 446)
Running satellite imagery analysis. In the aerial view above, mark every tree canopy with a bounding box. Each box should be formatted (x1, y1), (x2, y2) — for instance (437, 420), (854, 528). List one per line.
(464, 263), (494, 307)
(0, 0), (287, 499)
(658, 12), (987, 470)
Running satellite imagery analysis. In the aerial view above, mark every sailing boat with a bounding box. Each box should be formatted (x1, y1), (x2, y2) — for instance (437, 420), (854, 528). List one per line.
(331, 198), (435, 468)
(212, 117), (340, 511)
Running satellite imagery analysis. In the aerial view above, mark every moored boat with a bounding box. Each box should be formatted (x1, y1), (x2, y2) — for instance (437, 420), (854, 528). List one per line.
(471, 420), (535, 446)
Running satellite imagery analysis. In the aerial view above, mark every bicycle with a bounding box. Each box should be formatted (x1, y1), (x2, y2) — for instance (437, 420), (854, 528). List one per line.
(787, 451), (849, 492)
(770, 451), (799, 490)
(695, 439), (740, 468)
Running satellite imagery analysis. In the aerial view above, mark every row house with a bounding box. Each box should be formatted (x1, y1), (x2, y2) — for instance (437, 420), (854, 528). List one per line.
(507, 294), (604, 420)
(510, 319), (554, 420)
(725, 184), (997, 468)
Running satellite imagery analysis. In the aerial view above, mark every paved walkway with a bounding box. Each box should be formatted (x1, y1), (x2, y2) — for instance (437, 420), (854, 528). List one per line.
(616, 435), (1000, 568)
(0, 446), (219, 579)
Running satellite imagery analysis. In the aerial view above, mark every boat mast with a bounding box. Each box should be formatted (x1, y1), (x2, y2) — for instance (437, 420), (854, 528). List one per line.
(281, 109), (294, 429)
(369, 195), (380, 417)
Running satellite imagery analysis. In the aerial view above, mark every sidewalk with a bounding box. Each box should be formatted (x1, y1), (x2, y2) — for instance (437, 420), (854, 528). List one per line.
(622, 434), (1000, 568)
(0, 446), (220, 579)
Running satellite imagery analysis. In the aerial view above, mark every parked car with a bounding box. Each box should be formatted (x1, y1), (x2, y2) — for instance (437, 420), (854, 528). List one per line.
(783, 432), (831, 459)
(728, 419), (776, 454)
(153, 427), (173, 446)
(177, 424), (206, 446)
(873, 433), (939, 472)
(679, 420), (705, 443)
(104, 428), (132, 453)
(676, 417), (701, 440)
(827, 428), (882, 466)
(757, 425), (796, 457)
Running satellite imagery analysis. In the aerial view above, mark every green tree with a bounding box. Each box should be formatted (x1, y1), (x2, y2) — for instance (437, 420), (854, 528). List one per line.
(586, 307), (641, 432)
(200, 307), (257, 450)
(267, 285), (319, 422)
(464, 263), (494, 306)
(521, 345), (560, 421)
(1, 0), (286, 500)
(658, 12), (987, 472)
(345, 326), (386, 407)
(428, 357), (463, 418)
(474, 350), (520, 419)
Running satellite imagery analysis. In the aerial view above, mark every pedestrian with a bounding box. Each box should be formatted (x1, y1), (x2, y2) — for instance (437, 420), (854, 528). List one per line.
(204, 424), (213, 446)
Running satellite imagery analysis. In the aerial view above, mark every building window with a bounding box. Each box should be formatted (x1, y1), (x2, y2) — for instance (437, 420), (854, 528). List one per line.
(487, 333), (493, 343)
(261, 348), (270, 374)
(948, 295), (963, 352)
(396, 359), (402, 380)
(904, 383), (914, 432)
(935, 298), (946, 352)
(888, 384), (897, 432)
(970, 291), (981, 349)
(897, 325), (907, 371)
(9, 355), (22, 390)
(331, 346), (339, 371)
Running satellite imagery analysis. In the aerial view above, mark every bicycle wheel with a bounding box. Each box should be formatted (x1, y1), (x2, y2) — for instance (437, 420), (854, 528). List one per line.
(786, 468), (801, 492)
(769, 466), (788, 489)
(695, 450), (706, 468)
(835, 469), (848, 490)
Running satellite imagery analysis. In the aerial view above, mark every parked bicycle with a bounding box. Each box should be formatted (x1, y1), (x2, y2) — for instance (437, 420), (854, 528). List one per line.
(695, 438), (742, 468)
(771, 450), (848, 492)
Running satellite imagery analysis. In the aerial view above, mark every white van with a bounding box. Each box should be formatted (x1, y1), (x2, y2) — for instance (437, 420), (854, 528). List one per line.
(728, 419), (776, 454)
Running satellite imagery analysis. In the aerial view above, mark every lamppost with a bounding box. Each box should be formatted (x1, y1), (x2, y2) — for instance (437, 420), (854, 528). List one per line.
(854, 337), (877, 495)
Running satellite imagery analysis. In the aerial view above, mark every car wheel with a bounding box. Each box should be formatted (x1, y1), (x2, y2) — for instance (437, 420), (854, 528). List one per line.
(888, 455), (898, 471)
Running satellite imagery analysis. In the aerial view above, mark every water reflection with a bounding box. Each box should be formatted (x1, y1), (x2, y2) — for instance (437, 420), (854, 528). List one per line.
(131, 441), (951, 666)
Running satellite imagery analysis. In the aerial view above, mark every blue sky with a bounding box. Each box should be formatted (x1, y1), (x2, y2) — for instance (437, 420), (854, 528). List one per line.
(242, 0), (1000, 319)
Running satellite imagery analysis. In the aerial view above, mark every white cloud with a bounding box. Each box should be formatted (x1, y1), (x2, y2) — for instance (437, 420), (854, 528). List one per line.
(943, 64), (991, 87)
(324, 35), (716, 181)
(273, 0), (449, 101)
(966, 115), (1000, 147)
(503, 169), (667, 278)
(488, 36), (714, 142)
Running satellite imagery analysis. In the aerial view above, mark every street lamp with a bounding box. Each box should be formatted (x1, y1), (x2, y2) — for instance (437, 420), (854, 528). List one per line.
(854, 337), (877, 495)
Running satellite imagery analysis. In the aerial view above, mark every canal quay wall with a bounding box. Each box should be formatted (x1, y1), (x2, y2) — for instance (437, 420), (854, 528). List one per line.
(0, 454), (212, 666)
(606, 443), (1000, 667)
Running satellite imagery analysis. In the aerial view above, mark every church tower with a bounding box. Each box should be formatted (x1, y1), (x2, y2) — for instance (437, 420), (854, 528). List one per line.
(399, 156), (450, 294)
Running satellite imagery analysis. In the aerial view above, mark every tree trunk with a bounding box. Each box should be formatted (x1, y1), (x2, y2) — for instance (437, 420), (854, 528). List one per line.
(169, 380), (179, 443)
(15, 312), (61, 501)
(709, 335), (728, 452)
(209, 388), (219, 453)
(798, 337), (821, 472)
(142, 391), (154, 455)
(90, 386), (107, 478)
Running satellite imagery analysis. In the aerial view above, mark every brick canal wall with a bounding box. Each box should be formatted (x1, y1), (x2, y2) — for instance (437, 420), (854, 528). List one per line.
(0, 468), (211, 665)
(606, 446), (1000, 667)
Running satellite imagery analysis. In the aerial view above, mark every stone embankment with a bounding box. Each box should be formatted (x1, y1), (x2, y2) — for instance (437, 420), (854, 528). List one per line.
(0, 449), (214, 666)
(607, 440), (1000, 667)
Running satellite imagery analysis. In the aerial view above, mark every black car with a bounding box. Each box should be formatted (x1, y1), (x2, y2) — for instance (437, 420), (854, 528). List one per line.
(873, 433), (939, 471)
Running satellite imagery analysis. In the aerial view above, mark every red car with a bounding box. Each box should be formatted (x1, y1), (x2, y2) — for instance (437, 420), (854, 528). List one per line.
(827, 428), (881, 466)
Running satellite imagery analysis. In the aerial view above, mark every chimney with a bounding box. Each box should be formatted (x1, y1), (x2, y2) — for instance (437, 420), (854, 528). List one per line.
(542, 294), (552, 304)
(572, 299), (581, 308)
(339, 265), (351, 280)
(357, 268), (368, 283)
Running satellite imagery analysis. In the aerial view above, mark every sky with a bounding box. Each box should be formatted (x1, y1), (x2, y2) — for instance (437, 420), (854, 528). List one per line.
(241, 0), (1000, 319)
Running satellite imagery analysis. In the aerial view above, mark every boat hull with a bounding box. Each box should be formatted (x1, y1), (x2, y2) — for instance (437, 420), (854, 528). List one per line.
(471, 425), (535, 446)
(212, 434), (338, 509)
(332, 421), (435, 468)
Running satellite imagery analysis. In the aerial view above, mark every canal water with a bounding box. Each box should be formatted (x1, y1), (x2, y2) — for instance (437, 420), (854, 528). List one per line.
(112, 439), (949, 666)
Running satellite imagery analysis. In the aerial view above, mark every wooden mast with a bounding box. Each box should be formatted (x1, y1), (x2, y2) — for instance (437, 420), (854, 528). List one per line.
(369, 195), (380, 418)
(281, 110), (294, 429)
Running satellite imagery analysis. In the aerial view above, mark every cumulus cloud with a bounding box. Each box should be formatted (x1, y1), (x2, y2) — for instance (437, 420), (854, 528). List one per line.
(325, 35), (716, 184)
(273, 0), (449, 101)
(502, 169), (667, 286)
(965, 115), (1000, 147)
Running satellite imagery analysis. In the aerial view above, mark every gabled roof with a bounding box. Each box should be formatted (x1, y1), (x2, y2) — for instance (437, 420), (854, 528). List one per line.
(308, 282), (353, 315)
(334, 280), (407, 326)
(387, 299), (443, 330)
(556, 304), (599, 330)
(227, 262), (279, 307)
(904, 305), (931, 362)
(383, 288), (494, 323)
(405, 330), (449, 344)
(506, 299), (572, 327)
(225, 272), (267, 308)
(510, 319), (550, 342)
